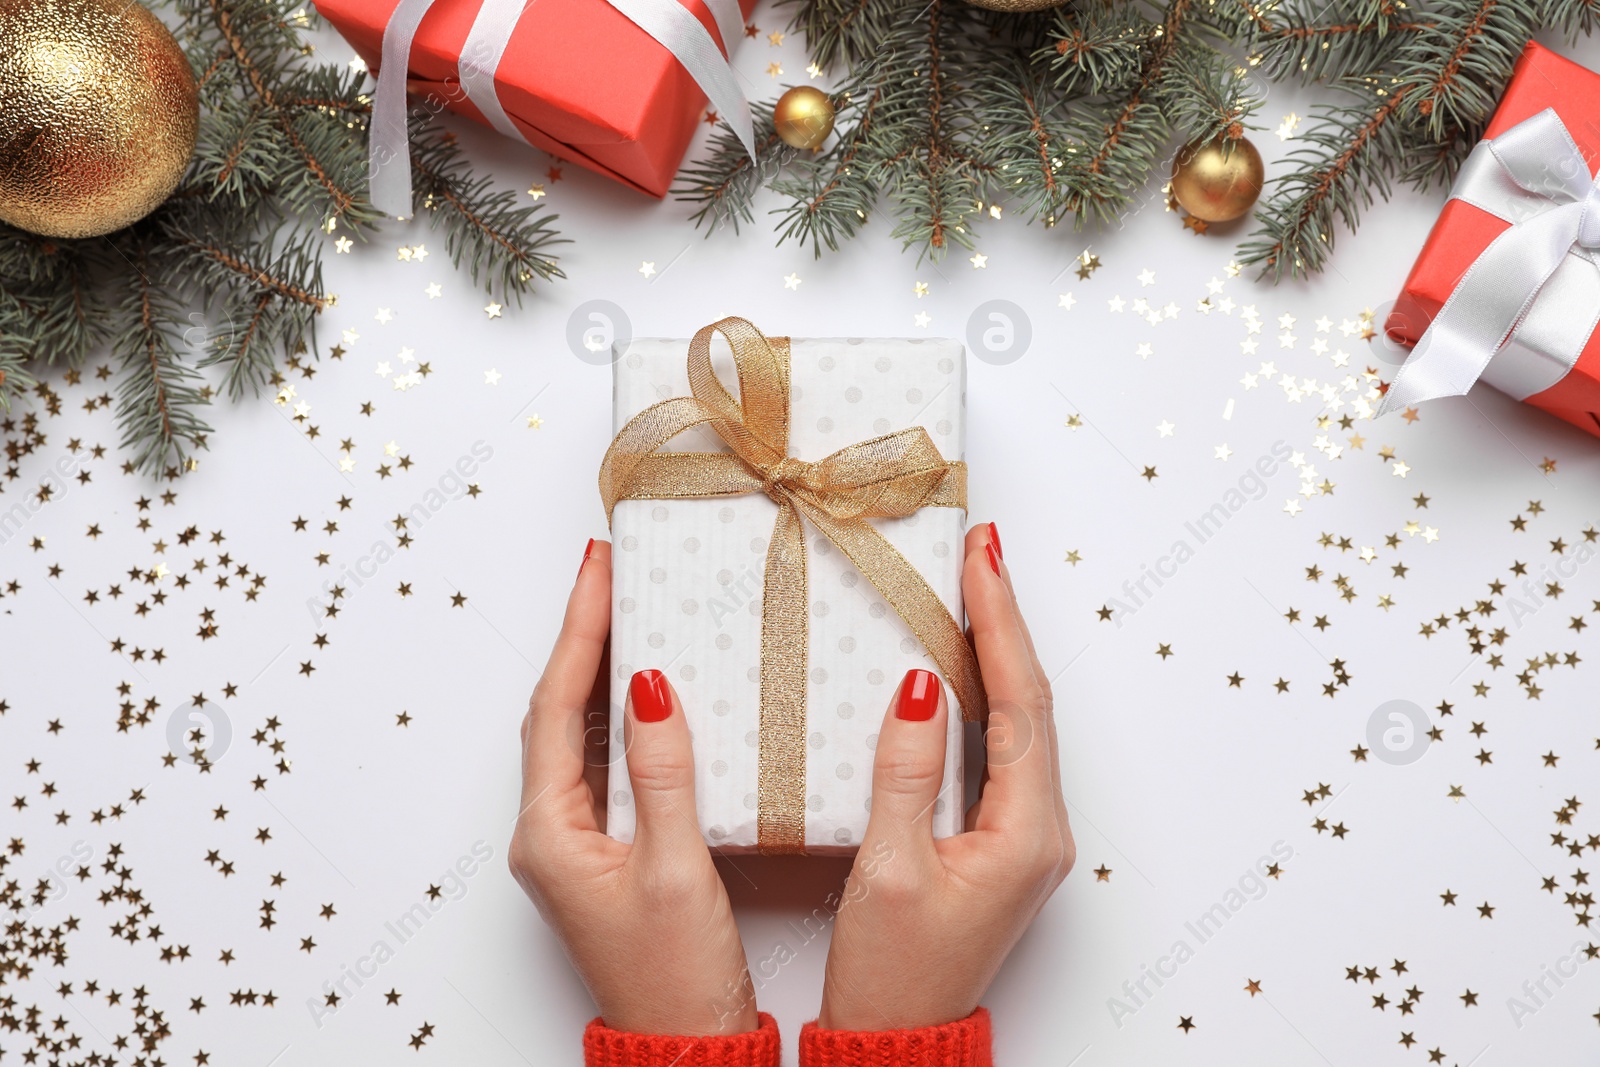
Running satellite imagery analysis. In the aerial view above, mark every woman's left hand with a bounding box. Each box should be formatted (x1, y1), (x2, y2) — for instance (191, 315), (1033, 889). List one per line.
(508, 539), (759, 1037)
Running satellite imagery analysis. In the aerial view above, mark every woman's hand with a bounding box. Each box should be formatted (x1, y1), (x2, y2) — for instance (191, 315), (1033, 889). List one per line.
(509, 539), (759, 1036)
(817, 522), (1073, 1031)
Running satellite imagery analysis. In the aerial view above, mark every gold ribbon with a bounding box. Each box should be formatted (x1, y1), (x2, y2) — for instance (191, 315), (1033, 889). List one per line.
(599, 317), (985, 855)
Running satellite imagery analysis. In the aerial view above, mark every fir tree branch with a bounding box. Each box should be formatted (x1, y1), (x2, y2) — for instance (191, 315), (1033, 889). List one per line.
(409, 126), (566, 303)
(979, 61), (1078, 226)
(1162, 42), (1263, 147)
(0, 227), (111, 367)
(674, 101), (793, 235)
(1071, 0), (1193, 223)
(197, 0), (379, 227)
(867, 0), (1003, 258)
(1397, 0), (1537, 138)
(5, 0), (566, 473)
(273, 104), (377, 226)
(1041, 0), (1152, 94)
(1399, 121), (1477, 189)
(0, 292), (40, 413)
(1239, 82), (1410, 279)
(192, 89), (279, 204)
(1101, 0), (1190, 143)
(165, 223), (326, 396)
(771, 85), (883, 253)
(1543, 0), (1600, 38)
(780, 0), (902, 71)
(1253, 2), (1430, 81)
(113, 246), (212, 474)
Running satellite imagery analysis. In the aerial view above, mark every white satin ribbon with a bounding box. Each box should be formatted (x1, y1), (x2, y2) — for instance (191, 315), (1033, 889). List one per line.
(367, 0), (755, 218)
(459, 0), (531, 143)
(1379, 108), (1600, 414)
(369, 0), (440, 218)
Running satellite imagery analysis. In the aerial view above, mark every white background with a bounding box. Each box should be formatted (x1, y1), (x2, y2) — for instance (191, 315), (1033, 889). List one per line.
(2, 9), (1599, 1065)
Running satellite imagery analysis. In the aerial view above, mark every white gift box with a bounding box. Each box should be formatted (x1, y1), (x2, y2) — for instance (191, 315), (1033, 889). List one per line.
(605, 334), (970, 855)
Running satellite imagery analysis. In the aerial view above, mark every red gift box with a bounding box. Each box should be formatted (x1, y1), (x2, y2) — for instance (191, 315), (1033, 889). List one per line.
(1386, 41), (1600, 438)
(314, 0), (755, 197)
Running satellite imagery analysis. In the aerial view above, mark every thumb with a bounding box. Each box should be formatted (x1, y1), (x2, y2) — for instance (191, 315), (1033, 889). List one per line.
(861, 669), (951, 860)
(622, 670), (705, 859)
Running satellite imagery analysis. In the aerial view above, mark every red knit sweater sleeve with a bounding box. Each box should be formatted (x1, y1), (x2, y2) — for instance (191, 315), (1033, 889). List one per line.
(583, 1013), (782, 1067)
(798, 1008), (993, 1067)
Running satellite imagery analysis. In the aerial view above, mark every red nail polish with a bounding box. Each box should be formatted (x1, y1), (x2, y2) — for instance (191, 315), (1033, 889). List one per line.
(988, 522), (1002, 559)
(985, 541), (1001, 577)
(895, 669), (941, 721)
(577, 537), (595, 578)
(630, 669), (672, 722)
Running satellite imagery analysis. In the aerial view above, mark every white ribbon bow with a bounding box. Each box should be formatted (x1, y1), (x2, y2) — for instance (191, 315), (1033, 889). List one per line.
(1380, 109), (1600, 414)
(367, 0), (755, 218)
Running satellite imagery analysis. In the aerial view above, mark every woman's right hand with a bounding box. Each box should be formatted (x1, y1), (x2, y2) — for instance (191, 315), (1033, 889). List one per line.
(816, 522), (1073, 1032)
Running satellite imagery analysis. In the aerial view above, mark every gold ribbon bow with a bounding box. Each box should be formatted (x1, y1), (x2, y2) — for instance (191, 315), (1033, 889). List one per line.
(599, 317), (986, 855)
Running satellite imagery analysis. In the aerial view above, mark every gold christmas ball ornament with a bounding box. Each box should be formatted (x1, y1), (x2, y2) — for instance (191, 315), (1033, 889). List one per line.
(773, 86), (835, 151)
(0, 0), (199, 239)
(1170, 136), (1264, 224)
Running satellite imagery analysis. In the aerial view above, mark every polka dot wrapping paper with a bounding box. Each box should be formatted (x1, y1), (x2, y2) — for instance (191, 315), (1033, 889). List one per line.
(605, 335), (969, 854)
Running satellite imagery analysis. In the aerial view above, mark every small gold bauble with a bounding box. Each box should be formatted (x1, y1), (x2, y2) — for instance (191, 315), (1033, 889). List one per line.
(1170, 136), (1264, 224)
(0, 0), (199, 239)
(773, 86), (835, 151)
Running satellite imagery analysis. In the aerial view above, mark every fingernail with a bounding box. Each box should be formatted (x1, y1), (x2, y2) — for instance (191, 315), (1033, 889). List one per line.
(630, 669), (672, 723)
(895, 669), (941, 721)
(985, 541), (1001, 577)
(577, 537), (595, 579)
(988, 522), (1002, 559)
